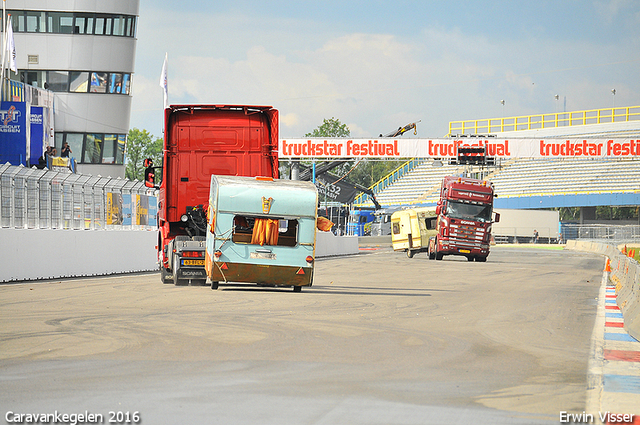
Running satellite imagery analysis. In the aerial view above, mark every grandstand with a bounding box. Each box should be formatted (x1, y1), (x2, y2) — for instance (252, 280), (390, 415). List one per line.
(356, 106), (640, 212)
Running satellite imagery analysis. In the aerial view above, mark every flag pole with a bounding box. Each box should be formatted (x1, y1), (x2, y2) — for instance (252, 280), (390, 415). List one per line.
(1, 0), (6, 86)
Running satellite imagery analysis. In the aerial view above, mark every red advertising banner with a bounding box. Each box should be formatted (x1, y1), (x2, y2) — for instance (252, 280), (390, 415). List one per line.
(279, 138), (640, 159)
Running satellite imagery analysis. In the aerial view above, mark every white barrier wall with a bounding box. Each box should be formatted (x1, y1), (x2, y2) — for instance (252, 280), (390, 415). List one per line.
(566, 240), (640, 342)
(0, 229), (359, 282)
(316, 233), (359, 258)
(0, 229), (158, 282)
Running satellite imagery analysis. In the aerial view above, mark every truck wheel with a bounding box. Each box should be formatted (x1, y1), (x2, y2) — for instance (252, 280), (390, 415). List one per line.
(293, 285), (302, 292)
(435, 250), (443, 261)
(211, 281), (219, 290)
(467, 256), (474, 262)
(428, 237), (436, 260)
(476, 256), (487, 262)
(161, 267), (173, 284)
(407, 250), (414, 259)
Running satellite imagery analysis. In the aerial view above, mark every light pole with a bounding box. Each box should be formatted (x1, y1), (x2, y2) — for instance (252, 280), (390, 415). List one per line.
(611, 88), (616, 109)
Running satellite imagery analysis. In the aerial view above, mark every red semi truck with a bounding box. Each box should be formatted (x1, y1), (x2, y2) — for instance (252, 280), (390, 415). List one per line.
(155, 105), (279, 285)
(428, 176), (499, 262)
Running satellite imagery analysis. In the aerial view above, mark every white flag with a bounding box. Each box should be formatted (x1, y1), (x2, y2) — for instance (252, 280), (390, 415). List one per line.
(7, 15), (17, 74)
(159, 53), (168, 109)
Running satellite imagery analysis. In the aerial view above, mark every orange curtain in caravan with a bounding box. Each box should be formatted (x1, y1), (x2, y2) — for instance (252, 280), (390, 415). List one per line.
(251, 218), (279, 246)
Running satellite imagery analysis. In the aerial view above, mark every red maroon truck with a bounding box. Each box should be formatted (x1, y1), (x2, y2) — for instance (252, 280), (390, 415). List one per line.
(156, 105), (279, 284)
(428, 176), (499, 262)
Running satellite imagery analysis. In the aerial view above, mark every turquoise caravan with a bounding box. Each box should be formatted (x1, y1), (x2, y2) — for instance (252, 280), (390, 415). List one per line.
(205, 175), (318, 292)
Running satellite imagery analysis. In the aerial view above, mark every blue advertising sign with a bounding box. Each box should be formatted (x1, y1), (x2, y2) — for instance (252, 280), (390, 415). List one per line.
(122, 193), (132, 226)
(0, 101), (27, 165)
(30, 106), (44, 166)
(148, 196), (158, 227)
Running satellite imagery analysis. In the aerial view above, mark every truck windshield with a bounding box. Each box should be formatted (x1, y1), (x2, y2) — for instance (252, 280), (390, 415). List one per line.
(445, 201), (492, 223)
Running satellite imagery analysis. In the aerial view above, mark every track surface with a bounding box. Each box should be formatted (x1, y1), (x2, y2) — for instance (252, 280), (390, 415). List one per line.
(0, 246), (603, 424)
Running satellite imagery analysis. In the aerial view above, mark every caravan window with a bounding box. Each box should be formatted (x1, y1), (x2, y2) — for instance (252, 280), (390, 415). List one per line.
(232, 215), (298, 247)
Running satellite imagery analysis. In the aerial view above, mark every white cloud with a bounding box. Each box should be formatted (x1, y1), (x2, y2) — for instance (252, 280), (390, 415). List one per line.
(130, 4), (640, 140)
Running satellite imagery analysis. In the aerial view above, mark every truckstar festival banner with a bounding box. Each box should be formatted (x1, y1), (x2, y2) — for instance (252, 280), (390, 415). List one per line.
(279, 138), (640, 159)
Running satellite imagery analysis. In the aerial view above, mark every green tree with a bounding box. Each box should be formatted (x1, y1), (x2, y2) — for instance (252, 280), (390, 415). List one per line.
(305, 117), (351, 138)
(125, 128), (163, 181)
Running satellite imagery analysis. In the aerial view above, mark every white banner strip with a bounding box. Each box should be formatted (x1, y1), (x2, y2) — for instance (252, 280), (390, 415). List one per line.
(279, 138), (640, 159)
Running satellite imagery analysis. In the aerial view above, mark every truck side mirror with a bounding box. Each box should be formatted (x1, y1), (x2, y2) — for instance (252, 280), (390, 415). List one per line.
(494, 212), (500, 223)
(435, 205), (442, 216)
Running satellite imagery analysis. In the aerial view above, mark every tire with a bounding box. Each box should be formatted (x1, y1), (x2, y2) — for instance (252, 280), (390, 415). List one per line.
(161, 267), (173, 284)
(211, 281), (219, 290)
(407, 250), (414, 259)
(293, 285), (302, 292)
(466, 256), (474, 262)
(476, 256), (487, 262)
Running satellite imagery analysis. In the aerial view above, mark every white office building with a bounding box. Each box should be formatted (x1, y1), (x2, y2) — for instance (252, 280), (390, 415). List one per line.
(4, 0), (139, 177)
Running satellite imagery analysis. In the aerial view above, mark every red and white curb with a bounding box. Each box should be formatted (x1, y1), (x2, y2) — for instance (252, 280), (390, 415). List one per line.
(586, 261), (640, 424)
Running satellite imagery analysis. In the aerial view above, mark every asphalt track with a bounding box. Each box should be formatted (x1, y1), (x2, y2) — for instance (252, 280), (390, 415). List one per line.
(0, 246), (603, 425)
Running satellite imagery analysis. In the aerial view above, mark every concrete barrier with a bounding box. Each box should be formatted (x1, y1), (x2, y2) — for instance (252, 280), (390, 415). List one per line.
(316, 232), (359, 257)
(566, 240), (640, 341)
(0, 228), (359, 282)
(0, 228), (159, 282)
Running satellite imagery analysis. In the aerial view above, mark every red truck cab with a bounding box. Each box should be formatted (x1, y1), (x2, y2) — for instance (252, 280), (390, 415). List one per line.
(428, 176), (499, 262)
(157, 105), (279, 284)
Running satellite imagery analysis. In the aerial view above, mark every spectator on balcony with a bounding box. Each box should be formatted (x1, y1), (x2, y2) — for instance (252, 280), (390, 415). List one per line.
(61, 141), (72, 158)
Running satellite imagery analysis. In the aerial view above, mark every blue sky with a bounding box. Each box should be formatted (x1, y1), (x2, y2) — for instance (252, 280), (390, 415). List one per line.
(130, 0), (640, 139)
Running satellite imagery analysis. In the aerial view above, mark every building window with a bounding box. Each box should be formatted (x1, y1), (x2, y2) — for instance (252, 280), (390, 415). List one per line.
(113, 16), (126, 36)
(65, 134), (85, 160)
(26, 11), (46, 32)
(47, 71), (69, 92)
(102, 135), (117, 164)
(47, 12), (74, 34)
(84, 134), (104, 164)
(108, 73), (123, 94)
(116, 136), (126, 164)
(90, 72), (108, 93)
(69, 71), (89, 92)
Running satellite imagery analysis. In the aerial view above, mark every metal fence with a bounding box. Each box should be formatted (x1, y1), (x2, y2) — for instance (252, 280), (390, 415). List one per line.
(0, 163), (157, 230)
(561, 224), (640, 243)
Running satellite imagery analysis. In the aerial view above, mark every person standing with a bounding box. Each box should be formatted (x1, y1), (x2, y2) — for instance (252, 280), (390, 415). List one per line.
(61, 141), (72, 158)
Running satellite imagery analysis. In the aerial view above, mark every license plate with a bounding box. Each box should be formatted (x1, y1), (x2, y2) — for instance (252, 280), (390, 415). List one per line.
(250, 252), (276, 260)
(459, 249), (471, 254)
(182, 259), (204, 266)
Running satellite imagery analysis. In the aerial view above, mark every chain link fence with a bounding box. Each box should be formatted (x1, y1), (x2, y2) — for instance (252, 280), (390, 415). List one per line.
(0, 163), (157, 230)
(561, 224), (640, 243)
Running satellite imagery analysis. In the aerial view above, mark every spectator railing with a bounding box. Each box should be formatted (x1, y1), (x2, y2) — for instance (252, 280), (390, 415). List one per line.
(0, 163), (157, 230)
(448, 105), (640, 136)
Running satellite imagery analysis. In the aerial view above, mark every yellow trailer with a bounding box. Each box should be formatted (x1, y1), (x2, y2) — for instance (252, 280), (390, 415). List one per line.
(391, 207), (438, 258)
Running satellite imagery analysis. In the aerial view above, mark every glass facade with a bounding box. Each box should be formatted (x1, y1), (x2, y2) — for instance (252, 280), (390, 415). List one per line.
(56, 132), (127, 165)
(9, 10), (136, 37)
(19, 70), (131, 95)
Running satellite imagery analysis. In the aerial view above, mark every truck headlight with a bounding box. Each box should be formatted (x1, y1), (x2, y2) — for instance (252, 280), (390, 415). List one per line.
(181, 214), (188, 222)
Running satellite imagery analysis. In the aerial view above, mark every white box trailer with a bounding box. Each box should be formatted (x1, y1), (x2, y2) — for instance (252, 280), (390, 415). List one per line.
(492, 209), (559, 242)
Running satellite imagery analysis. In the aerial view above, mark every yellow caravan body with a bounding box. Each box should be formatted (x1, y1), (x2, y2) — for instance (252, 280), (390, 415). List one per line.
(391, 207), (437, 258)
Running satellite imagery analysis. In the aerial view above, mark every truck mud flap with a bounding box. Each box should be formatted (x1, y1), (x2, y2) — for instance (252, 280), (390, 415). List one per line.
(177, 268), (207, 279)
